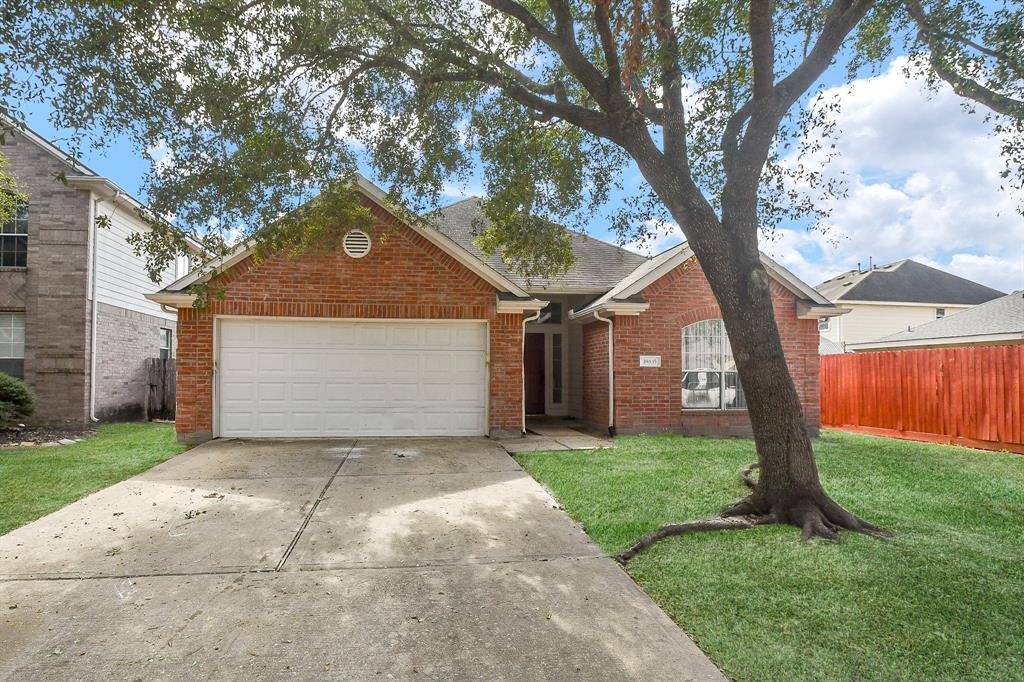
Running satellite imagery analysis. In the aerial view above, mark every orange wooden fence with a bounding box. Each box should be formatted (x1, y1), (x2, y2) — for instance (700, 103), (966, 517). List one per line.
(820, 345), (1024, 454)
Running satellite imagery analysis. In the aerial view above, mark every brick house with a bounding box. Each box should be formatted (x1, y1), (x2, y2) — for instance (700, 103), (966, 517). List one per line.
(0, 124), (198, 423)
(150, 177), (843, 443)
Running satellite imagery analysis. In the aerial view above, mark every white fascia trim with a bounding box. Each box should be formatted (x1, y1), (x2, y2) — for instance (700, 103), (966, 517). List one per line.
(145, 292), (197, 308)
(759, 253), (833, 306)
(496, 298), (549, 314)
(354, 175), (530, 298)
(574, 244), (693, 315)
(66, 175), (207, 255)
(162, 241), (255, 292)
(847, 332), (1024, 351)
(831, 300), (977, 308)
(160, 174), (528, 298)
(568, 301), (650, 320)
(796, 301), (851, 319)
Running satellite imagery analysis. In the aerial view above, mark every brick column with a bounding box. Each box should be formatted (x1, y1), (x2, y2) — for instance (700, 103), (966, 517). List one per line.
(175, 308), (214, 443)
(488, 313), (523, 436)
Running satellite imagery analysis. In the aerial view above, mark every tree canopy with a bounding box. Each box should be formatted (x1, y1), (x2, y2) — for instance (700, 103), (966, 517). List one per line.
(0, 0), (1020, 275)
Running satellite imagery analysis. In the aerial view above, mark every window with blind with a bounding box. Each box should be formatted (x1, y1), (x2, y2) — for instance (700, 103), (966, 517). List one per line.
(681, 319), (747, 410)
(0, 313), (25, 378)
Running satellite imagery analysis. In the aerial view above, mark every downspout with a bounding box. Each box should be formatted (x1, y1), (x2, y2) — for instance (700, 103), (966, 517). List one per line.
(521, 309), (542, 435)
(593, 310), (615, 436)
(87, 194), (101, 422)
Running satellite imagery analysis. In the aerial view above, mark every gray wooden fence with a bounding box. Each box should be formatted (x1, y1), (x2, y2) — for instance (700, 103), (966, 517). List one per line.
(145, 358), (176, 420)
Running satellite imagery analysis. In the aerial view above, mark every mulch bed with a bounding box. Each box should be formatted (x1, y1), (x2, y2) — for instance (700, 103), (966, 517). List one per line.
(0, 425), (97, 447)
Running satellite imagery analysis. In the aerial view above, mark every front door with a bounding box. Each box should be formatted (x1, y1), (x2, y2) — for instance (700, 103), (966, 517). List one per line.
(524, 333), (545, 415)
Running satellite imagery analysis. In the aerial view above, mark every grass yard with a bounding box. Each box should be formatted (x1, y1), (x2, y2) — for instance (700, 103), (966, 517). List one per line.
(0, 422), (185, 536)
(517, 429), (1024, 681)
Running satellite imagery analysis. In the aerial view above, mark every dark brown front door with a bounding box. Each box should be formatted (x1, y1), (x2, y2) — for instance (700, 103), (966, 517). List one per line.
(524, 333), (545, 415)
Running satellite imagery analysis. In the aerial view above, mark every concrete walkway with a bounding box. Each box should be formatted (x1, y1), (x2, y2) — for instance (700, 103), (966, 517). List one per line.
(499, 421), (612, 453)
(0, 438), (723, 681)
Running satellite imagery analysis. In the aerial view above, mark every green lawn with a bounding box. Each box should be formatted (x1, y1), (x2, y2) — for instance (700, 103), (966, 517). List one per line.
(517, 430), (1024, 682)
(0, 422), (185, 536)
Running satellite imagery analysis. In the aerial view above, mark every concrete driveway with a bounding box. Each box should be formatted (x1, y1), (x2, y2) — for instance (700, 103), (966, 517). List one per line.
(0, 438), (723, 681)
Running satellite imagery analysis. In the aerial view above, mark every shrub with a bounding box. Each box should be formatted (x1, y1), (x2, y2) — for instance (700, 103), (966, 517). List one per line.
(0, 372), (35, 425)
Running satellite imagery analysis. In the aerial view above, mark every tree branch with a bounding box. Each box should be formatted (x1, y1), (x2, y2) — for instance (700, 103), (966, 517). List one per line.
(652, 0), (688, 167)
(478, 0), (612, 107)
(903, 0), (1024, 119)
(749, 0), (775, 100)
(721, 0), (875, 227)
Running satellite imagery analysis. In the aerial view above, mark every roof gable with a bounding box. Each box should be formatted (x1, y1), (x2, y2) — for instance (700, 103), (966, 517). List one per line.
(571, 242), (835, 318)
(152, 176), (531, 304)
(816, 259), (1004, 305)
(431, 197), (646, 292)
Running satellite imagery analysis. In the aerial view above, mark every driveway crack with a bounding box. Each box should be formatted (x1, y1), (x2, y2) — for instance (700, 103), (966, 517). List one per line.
(275, 441), (355, 571)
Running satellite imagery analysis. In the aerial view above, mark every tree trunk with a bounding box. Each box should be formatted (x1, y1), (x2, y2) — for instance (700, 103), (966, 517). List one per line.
(628, 167), (886, 544)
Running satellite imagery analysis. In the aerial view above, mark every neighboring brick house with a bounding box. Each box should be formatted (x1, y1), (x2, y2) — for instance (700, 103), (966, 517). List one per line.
(152, 178), (843, 443)
(0, 124), (197, 423)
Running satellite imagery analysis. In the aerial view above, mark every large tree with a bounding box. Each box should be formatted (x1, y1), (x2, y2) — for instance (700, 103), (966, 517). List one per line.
(2, 0), (1020, 552)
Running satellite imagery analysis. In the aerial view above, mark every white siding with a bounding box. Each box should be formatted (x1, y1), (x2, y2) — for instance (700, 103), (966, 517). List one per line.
(822, 303), (972, 346)
(93, 201), (177, 321)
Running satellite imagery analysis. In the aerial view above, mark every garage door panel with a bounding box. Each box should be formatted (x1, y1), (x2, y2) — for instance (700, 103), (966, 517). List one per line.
(257, 324), (294, 346)
(322, 326), (356, 346)
(291, 352), (322, 373)
(220, 412), (255, 433)
(390, 325), (421, 346)
(220, 350), (255, 373)
(291, 413), (323, 434)
(257, 352), (289, 373)
(218, 319), (487, 438)
(456, 325), (487, 348)
(220, 322), (257, 345)
(257, 382), (288, 401)
(291, 382), (321, 402)
(355, 325), (389, 346)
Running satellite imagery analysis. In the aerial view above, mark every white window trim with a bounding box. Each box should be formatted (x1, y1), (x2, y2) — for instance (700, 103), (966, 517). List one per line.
(681, 319), (746, 411)
(159, 327), (173, 359)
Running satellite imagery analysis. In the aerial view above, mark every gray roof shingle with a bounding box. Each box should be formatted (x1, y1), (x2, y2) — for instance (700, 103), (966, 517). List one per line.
(869, 291), (1024, 345)
(429, 197), (647, 291)
(815, 259), (1004, 305)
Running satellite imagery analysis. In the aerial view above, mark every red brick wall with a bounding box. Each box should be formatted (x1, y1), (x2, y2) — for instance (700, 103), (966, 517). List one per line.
(581, 322), (609, 429)
(582, 258), (820, 437)
(175, 197), (524, 440)
(489, 313), (526, 433)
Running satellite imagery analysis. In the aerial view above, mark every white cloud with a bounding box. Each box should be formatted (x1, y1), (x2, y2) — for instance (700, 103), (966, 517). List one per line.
(146, 139), (174, 176)
(774, 57), (1024, 293)
(439, 181), (485, 200)
(623, 218), (684, 256)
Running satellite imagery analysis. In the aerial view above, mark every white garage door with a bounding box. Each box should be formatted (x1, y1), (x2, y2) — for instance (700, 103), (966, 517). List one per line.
(217, 318), (487, 437)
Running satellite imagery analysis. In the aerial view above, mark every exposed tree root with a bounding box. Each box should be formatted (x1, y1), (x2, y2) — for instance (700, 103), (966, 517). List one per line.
(615, 466), (891, 564)
(615, 514), (771, 564)
(741, 462), (759, 489)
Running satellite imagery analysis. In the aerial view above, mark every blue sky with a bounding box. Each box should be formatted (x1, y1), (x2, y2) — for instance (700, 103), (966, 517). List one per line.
(16, 57), (1024, 293)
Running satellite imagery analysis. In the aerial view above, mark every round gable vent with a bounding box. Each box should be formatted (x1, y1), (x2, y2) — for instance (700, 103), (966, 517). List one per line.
(342, 230), (372, 258)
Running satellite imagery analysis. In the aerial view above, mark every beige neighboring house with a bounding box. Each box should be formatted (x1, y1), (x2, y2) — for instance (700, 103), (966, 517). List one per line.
(815, 259), (1005, 350)
(847, 290), (1024, 351)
